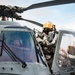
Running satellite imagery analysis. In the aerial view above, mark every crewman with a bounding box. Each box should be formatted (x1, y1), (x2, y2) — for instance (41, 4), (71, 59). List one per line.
(36, 21), (58, 59)
(36, 21), (58, 70)
(42, 21), (58, 68)
(42, 21), (58, 51)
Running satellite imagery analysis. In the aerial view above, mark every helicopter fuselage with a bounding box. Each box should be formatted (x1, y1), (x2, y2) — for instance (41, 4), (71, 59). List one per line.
(0, 21), (51, 75)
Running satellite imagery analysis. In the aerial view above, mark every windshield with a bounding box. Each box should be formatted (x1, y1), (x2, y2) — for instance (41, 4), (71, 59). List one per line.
(0, 31), (37, 63)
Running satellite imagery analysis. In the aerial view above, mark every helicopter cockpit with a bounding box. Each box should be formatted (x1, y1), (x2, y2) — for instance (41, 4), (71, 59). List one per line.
(0, 30), (37, 63)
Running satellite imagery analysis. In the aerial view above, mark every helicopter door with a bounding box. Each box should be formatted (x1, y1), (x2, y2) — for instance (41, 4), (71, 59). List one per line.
(52, 30), (75, 75)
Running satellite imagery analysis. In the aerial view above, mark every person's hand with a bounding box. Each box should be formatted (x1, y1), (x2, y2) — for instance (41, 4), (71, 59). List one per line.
(61, 48), (67, 57)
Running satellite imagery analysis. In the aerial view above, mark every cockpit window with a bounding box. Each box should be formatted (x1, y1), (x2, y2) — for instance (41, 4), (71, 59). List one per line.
(0, 31), (37, 63)
(58, 33), (75, 68)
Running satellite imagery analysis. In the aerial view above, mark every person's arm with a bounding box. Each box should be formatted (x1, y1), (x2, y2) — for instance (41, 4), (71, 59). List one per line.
(67, 53), (75, 59)
(48, 33), (58, 45)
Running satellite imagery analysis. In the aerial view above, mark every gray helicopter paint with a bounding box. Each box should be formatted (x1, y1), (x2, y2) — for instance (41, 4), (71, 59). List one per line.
(0, 62), (50, 75)
(0, 21), (21, 32)
(0, 21), (33, 33)
(0, 21), (20, 26)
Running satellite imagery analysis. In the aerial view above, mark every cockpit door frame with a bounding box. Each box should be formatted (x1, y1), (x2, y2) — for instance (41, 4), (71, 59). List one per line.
(52, 30), (75, 75)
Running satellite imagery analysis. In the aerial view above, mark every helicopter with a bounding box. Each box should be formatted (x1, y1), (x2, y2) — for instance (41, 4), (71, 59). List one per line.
(0, 0), (75, 75)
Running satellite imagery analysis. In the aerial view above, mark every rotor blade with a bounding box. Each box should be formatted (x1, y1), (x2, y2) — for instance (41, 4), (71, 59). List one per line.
(24, 0), (75, 11)
(16, 17), (43, 27)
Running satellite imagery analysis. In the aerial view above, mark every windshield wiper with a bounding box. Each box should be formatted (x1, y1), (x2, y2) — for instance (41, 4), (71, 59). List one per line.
(0, 34), (27, 68)
(0, 34), (16, 61)
(0, 34), (4, 56)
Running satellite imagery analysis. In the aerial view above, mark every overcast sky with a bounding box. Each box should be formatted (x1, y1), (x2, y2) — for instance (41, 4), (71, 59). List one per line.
(0, 0), (75, 31)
